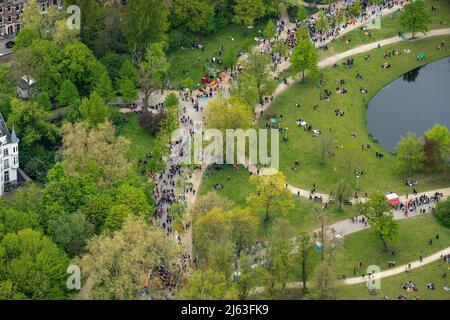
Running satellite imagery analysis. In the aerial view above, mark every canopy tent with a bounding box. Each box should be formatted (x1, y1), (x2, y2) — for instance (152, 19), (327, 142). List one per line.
(385, 192), (400, 205)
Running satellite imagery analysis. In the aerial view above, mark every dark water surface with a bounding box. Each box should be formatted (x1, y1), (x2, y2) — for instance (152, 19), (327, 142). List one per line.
(367, 57), (450, 152)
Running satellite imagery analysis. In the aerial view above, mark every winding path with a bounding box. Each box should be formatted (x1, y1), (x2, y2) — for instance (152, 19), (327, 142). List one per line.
(180, 27), (450, 261)
(250, 246), (450, 294)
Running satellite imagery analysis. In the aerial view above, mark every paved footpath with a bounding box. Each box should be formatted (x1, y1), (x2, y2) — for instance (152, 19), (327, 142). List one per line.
(345, 246), (450, 285)
(251, 246), (450, 293)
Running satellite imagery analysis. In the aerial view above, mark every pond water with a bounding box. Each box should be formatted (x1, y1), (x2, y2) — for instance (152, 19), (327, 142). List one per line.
(367, 57), (450, 152)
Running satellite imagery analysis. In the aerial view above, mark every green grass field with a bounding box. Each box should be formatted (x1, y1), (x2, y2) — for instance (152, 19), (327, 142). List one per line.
(249, 214), (450, 298)
(332, 215), (450, 277)
(115, 113), (167, 173)
(338, 259), (450, 300)
(319, 0), (450, 59)
(168, 21), (266, 88)
(260, 36), (450, 195)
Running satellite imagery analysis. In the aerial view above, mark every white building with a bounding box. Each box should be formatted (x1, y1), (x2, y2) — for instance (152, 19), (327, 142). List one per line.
(0, 113), (19, 196)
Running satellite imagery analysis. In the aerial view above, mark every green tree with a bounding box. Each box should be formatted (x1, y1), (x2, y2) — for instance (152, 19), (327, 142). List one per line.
(139, 43), (169, 108)
(399, 0), (432, 39)
(0, 229), (69, 300)
(227, 208), (258, 255)
(190, 192), (234, 218)
(396, 132), (425, 176)
(249, 172), (295, 224)
(14, 27), (39, 49)
(57, 79), (80, 108)
(263, 19), (276, 40)
(193, 207), (231, 257)
(244, 49), (275, 103)
(178, 267), (237, 300)
(79, 217), (181, 300)
(102, 204), (132, 232)
(236, 254), (258, 299)
(61, 121), (130, 189)
(296, 231), (314, 295)
(316, 9), (329, 32)
(172, 0), (216, 35)
(290, 37), (319, 81)
(123, 0), (169, 62)
(261, 219), (295, 298)
(335, 8), (345, 26)
(348, 0), (362, 17)
(7, 98), (59, 148)
(309, 260), (338, 300)
(205, 97), (253, 133)
(79, 91), (110, 126)
(21, 0), (45, 37)
(425, 124), (450, 173)
(334, 179), (353, 211)
(435, 198), (450, 228)
(233, 0), (265, 27)
(0, 207), (40, 240)
(91, 63), (114, 102)
(296, 5), (309, 22)
(117, 60), (138, 104)
(47, 213), (94, 257)
(359, 192), (399, 251)
(115, 184), (152, 219)
(78, 193), (114, 232)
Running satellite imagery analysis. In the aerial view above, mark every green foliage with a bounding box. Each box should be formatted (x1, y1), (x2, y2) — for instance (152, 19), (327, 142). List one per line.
(47, 213), (94, 257)
(0, 207), (40, 240)
(57, 79), (80, 108)
(290, 37), (319, 80)
(435, 198), (450, 228)
(233, 0), (266, 26)
(139, 42), (169, 107)
(117, 59), (139, 104)
(263, 19), (276, 40)
(399, 0), (432, 38)
(14, 27), (39, 49)
(7, 98), (59, 148)
(425, 124), (450, 172)
(171, 0), (216, 35)
(259, 218), (295, 298)
(124, 0), (169, 61)
(359, 192), (399, 251)
(0, 229), (69, 300)
(79, 91), (110, 126)
(296, 5), (309, 22)
(103, 204), (132, 232)
(396, 132), (425, 176)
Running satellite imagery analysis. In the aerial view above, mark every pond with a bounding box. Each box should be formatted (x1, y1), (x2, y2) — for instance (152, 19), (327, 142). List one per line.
(367, 57), (450, 152)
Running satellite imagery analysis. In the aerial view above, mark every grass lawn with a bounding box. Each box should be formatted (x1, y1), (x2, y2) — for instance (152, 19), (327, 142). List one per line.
(332, 214), (450, 277)
(168, 21), (266, 88)
(319, 0), (450, 59)
(249, 214), (450, 296)
(260, 36), (450, 195)
(198, 165), (357, 238)
(338, 259), (450, 300)
(115, 113), (167, 173)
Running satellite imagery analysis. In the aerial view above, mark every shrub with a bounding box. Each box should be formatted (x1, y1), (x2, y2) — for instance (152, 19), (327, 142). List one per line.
(435, 198), (450, 228)
(138, 109), (167, 136)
